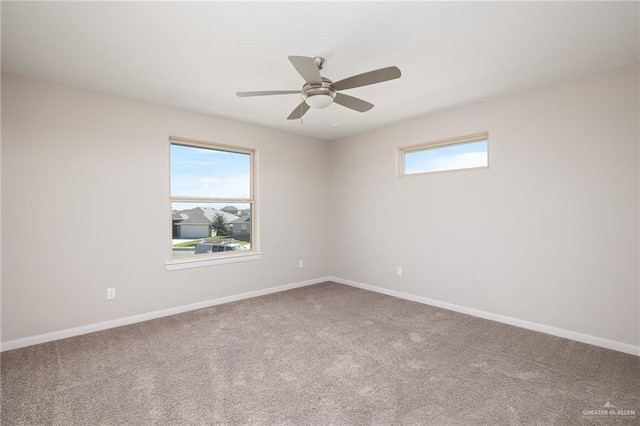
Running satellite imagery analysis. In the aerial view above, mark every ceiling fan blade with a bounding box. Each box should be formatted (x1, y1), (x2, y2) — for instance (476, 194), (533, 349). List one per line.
(288, 56), (322, 85)
(334, 93), (374, 112)
(332, 66), (401, 91)
(237, 90), (301, 97)
(287, 101), (310, 120)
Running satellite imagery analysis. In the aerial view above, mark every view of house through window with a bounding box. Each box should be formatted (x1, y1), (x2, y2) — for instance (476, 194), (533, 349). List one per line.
(400, 133), (489, 176)
(170, 139), (254, 259)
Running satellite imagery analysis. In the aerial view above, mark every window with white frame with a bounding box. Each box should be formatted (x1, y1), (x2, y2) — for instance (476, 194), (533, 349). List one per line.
(399, 133), (489, 176)
(169, 137), (255, 261)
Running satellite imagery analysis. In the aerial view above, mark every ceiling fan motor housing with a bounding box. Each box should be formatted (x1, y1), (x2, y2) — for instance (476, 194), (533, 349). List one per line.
(303, 77), (336, 108)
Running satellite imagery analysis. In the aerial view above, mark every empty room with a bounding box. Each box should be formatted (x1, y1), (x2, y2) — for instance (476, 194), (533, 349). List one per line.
(1, 2), (639, 425)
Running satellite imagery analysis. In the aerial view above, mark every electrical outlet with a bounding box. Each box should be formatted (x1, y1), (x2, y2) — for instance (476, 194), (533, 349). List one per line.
(396, 267), (403, 277)
(107, 287), (116, 300)
(298, 260), (304, 268)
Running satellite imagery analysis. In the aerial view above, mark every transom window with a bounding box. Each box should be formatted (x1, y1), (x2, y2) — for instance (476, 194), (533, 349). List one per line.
(399, 133), (489, 176)
(170, 137), (255, 261)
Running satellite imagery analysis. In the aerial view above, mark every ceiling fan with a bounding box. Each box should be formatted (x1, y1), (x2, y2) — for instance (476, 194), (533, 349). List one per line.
(236, 56), (401, 120)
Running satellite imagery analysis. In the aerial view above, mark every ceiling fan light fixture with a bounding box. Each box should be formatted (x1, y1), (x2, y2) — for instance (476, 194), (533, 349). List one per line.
(305, 94), (334, 109)
(236, 55), (401, 120)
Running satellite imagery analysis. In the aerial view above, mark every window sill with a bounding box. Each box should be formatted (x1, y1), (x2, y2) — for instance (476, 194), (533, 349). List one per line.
(166, 252), (263, 271)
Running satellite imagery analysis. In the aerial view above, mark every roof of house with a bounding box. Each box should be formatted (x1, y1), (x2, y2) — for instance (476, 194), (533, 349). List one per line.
(230, 215), (251, 224)
(172, 212), (189, 221)
(174, 207), (239, 226)
(221, 205), (239, 212)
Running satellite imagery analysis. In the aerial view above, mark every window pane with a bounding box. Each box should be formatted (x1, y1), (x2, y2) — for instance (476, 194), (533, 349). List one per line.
(404, 140), (488, 175)
(172, 202), (252, 258)
(171, 144), (251, 198)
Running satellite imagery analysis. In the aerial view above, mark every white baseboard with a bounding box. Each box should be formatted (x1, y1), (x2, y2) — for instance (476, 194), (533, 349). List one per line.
(329, 276), (640, 357)
(0, 277), (331, 352)
(4, 276), (638, 357)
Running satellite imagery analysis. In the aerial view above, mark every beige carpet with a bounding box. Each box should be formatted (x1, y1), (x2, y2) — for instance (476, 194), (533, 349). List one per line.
(2, 282), (638, 425)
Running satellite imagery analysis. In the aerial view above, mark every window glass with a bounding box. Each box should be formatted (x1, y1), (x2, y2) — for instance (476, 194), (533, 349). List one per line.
(400, 134), (489, 176)
(171, 144), (250, 198)
(170, 138), (254, 261)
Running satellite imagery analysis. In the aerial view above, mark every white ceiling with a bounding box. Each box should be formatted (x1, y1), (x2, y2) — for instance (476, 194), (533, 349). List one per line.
(2, 2), (638, 141)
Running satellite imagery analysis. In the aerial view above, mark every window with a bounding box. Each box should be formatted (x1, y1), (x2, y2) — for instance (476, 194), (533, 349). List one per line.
(399, 133), (489, 176)
(169, 137), (258, 267)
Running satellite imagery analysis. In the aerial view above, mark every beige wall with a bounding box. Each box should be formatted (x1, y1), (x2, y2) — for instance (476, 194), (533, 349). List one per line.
(2, 65), (639, 349)
(1, 73), (330, 341)
(330, 65), (640, 347)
